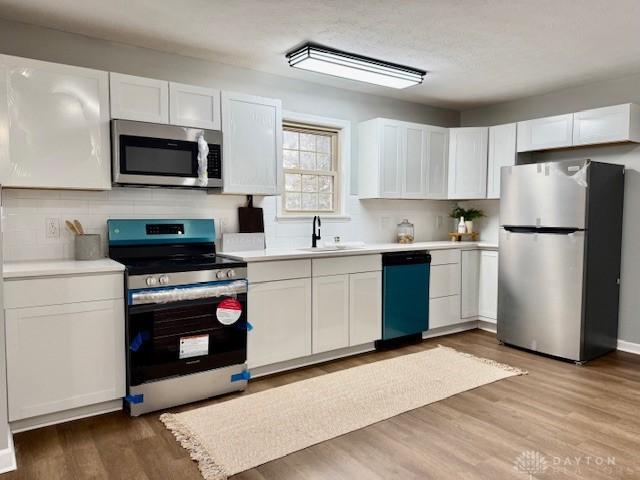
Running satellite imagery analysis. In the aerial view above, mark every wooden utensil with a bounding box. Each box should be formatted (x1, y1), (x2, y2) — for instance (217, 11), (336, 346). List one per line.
(65, 220), (80, 235)
(73, 219), (85, 235)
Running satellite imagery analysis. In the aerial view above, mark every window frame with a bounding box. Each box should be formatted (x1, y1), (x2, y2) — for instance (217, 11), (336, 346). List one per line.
(282, 122), (340, 215)
(277, 112), (351, 221)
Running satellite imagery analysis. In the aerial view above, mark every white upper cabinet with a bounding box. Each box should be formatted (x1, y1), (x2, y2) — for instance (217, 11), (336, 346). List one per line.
(487, 123), (517, 199)
(109, 72), (169, 123)
(402, 123), (426, 198)
(358, 118), (449, 199)
(0, 55), (111, 190)
(573, 104), (640, 146)
(517, 113), (573, 152)
(425, 126), (449, 199)
(447, 127), (488, 199)
(169, 82), (220, 130)
(221, 91), (282, 195)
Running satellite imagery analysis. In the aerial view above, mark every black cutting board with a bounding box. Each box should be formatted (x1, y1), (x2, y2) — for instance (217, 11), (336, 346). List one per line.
(238, 195), (264, 233)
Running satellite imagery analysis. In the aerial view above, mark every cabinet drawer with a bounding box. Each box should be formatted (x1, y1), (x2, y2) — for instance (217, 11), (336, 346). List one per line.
(248, 260), (311, 283)
(312, 254), (381, 277)
(429, 264), (460, 298)
(4, 273), (123, 309)
(429, 249), (460, 266)
(429, 295), (461, 329)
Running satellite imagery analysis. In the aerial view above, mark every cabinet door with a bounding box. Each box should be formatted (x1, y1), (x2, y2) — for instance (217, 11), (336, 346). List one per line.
(517, 113), (573, 152)
(109, 72), (169, 123)
(478, 250), (498, 319)
(573, 104), (639, 146)
(429, 264), (461, 298)
(6, 300), (125, 421)
(247, 278), (311, 368)
(487, 123), (516, 199)
(447, 127), (488, 199)
(169, 82), (220, 130)
(222, 91), (282, 195)
(402, 123), (426, 198)
(0, 55), (111, 189)
(379, 120), (403, 198)
(429, 295), (461, 329)
(425, 126), (449, 199)
(312, 274), (349, 354)
(349, 271), (382, 345)
(460, 250), (480, 319)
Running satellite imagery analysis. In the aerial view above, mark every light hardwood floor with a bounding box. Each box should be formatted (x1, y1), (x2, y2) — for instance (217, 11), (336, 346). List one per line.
(5, 329), (640, 479)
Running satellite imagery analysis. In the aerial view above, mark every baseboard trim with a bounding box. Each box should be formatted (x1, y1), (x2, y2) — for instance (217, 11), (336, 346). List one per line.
(0, 431), (16, 474)
(10, 399), (122, 433)
(617, 339), (640, 355)
(422, 321), (478, 339)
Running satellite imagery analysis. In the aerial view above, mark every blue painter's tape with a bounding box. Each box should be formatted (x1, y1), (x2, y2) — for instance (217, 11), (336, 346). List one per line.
(129, 331), (150, 352)
(124, 394), (144, 404)
(234, 321), (253, 332)
(246, 321), (253, 332)
(231, 370), (251, 382)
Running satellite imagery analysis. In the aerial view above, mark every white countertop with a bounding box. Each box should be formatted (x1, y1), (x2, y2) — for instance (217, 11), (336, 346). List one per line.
(3, 258), (126, 279)
(220, 241), (498, 262)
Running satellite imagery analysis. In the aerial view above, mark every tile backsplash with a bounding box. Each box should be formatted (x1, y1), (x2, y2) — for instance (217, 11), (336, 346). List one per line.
(1, 187), (457, 262)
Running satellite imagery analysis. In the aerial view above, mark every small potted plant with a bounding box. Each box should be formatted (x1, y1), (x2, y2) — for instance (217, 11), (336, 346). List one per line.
(463, 208), (485, 233)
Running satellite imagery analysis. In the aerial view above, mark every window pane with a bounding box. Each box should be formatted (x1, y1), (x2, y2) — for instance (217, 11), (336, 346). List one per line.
(283, 150), (299, 169)
(300, 133), (316, 151)
(302, 193), (318, 210)
(283, 131), (299, 150)
(300, 151), (315, 170)
(316, 153), (331, 171)
(285, 192), (301, 210)
(285, 173), (301, 192)
(316, 135), (331, 153)
(318, 175), (333, 193)
(302, 174), (318, 192)
(318, 193), (333, 211)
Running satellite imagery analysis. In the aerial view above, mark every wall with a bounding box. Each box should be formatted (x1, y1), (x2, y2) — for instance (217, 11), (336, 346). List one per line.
(461, 74), (640, 344)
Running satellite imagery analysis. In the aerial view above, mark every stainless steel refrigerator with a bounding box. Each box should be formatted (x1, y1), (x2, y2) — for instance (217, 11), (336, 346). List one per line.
(497, 159), (624, 362)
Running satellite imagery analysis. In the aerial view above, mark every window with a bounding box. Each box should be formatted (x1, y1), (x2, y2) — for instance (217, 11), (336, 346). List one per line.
(282, 123), (339, 214)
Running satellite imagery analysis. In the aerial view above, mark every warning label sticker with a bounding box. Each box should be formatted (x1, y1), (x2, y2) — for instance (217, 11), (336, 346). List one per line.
(217, 298), (242, 325)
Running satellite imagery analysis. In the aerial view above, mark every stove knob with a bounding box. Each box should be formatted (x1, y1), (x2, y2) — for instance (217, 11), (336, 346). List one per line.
(216, 270), (226, 279)
(226, 269), (236, 278)
(159, 275), (169, 285)
(146, 276), (157, 287)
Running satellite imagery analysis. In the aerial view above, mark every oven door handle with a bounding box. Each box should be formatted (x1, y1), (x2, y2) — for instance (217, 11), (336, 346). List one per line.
(130, 280), (247, 305)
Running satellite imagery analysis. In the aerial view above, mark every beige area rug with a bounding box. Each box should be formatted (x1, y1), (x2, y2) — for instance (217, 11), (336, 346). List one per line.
(160, 345), (526, 479)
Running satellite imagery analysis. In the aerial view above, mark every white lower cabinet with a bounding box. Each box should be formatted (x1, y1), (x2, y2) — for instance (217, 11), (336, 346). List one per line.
(478, 250), (499, 319)
(247, 278), (312, 368)
(6, 299), (125, 421)
(428, 295), (461, 329)
(312, 274), (350, 354)
(349, 271), (382, 346)
(461, 250), (480, 319)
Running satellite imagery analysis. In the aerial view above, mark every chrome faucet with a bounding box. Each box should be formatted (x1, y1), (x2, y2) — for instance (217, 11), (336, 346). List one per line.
(312, 215), (321, 248)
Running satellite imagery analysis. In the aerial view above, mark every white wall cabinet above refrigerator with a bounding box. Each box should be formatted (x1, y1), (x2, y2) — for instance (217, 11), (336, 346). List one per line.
(0, 54), (112, 190)
(221, 91), (282, 195)
(517, 113), (574, 152)
(487, 123), (517, 199)
(447, 127), (488, 199)
(358, 118), (448, 199)
(572, 104), (640, 146)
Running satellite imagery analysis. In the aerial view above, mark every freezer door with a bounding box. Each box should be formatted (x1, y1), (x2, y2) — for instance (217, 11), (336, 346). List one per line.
(500, 160), (588, 228)
(497, 228), (585, 361)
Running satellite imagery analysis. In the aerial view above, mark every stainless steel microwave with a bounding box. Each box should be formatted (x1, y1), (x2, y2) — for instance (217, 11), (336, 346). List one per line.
(111, 119), (222, 188)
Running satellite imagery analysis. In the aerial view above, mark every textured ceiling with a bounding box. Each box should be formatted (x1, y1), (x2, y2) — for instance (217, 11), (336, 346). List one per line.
(1, 0), (640, 109)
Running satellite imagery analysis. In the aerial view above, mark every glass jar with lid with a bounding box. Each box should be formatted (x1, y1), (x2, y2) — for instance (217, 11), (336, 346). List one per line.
(397, 219), (414, 244)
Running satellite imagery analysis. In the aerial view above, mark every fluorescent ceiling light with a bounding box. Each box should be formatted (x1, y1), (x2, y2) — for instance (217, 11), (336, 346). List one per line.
(286, 43), (426, 89)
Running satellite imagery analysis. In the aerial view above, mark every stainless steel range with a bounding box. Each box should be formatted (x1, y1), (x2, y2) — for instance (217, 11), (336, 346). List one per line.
(108, 219), (249, 416)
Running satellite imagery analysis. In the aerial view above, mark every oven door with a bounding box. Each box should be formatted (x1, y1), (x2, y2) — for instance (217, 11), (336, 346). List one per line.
(112, 119), (222, 188)
(127, 280), (247, 385)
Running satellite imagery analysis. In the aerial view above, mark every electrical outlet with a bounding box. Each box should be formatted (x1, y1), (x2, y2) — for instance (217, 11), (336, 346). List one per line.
(45, 217), (60, 239)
